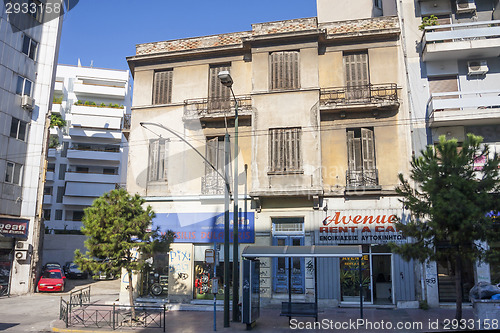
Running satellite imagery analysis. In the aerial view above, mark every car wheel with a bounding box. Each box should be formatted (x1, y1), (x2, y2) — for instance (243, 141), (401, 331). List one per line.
(150, 283), (162, 296)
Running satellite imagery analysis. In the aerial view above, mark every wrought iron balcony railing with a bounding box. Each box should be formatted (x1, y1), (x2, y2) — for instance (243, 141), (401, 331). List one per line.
(320, 84), (398, 110)
(346, 169), (379, 189)
(183, 95), (252, 121)
(121, 114), (131, 130)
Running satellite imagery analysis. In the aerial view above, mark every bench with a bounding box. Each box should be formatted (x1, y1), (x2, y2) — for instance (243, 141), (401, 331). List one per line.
(280, 302), (318, 322)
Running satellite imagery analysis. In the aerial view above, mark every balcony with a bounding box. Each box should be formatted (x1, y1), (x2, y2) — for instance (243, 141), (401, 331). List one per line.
(65, 171), (120, 184)
(54, 81), (63, 92)
(51, 103), (62, 114)
(422, 20), (500, 62)
(67, 149), (121, 163)
(121, 114), (131, 140)
(320, 84), (399, 113)
(65, 181), (116, 197)
(183, 95), (252, 121)
(68, 127), (122, 140)
(428, 90), (500, 127)
(43, 194), (52, 204)
(47, 148), (56, 158)
(62, 196), (96, 206)
(73, 82), (126, 99)
(346, 169), (380, 191)
(45, 171), (54, 182)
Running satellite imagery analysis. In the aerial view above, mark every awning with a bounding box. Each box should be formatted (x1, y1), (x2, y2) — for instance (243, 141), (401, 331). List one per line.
(241, 245), (362, 258)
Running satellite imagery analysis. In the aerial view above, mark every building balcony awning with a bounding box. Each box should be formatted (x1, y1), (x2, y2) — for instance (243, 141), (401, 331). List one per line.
(241, 245), (361, 258)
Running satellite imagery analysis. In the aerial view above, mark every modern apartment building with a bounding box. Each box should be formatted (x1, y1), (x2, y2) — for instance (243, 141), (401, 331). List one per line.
(42, 64), (131, 238)
(0, 4), (63, 295)
(400, 0), (500, 306)
(126, 0), (417, 307)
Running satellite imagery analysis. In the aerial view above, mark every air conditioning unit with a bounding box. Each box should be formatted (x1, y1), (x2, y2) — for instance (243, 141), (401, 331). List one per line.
(15, 251), (28, 261)
(21, 95), (35, 110)
(16, 242), (33, 252)
(468, 60), (488, 75)
(456, 0), (476, 13)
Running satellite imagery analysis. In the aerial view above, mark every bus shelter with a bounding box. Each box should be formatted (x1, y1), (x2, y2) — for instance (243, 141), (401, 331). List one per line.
(241, 245), (364, 326)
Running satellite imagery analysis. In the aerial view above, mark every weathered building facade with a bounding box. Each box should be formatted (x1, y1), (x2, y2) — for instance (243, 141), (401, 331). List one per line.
(126, 0), (416, 307)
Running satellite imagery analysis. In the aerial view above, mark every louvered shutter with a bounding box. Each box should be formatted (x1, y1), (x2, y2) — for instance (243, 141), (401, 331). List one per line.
(153, 70), (173, 105)
(361, 128), (375, 170)
(344, 52), (370, 101)
(347, 130), (357, 171)
(158, 139), (168, 180)
(206, 137), (218, 173)
(209, 65), (230, 110)
(271, 51), (299, 90)
(149, 139), (159, 181)
(428, 76), (458, 94)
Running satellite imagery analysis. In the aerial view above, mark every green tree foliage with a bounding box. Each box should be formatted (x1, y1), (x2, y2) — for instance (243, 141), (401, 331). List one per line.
(49, 113), (66, 128)
(391, 134), (500, 320)
(74, 189), (174, 317)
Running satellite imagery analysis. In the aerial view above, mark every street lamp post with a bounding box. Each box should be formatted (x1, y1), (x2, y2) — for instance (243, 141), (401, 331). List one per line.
(140, 122), (232, 328)
(218, 71), (240, 323)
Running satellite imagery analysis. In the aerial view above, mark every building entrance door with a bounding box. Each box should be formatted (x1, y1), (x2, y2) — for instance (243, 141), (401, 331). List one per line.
(272, 236), (304, 294)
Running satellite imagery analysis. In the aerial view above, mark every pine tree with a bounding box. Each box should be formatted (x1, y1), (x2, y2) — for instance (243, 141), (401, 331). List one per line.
(391, 134), (500, 320)
(74, 189), (174, 319)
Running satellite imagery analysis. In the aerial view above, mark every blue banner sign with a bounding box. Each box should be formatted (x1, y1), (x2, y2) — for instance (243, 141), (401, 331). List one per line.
(153, 212), (255, 243)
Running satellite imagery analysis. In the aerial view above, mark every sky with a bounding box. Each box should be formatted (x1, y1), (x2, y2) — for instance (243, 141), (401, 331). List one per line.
(57, 0), (318, 72)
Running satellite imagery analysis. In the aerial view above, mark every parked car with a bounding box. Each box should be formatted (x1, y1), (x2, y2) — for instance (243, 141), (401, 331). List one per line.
(42, 262), (62, 272)
(37, 269), (66, 292)
(63, 262), (88, 279)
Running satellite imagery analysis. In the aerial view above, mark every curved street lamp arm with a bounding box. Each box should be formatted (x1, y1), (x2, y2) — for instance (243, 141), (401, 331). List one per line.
(140, 122), (229, 185)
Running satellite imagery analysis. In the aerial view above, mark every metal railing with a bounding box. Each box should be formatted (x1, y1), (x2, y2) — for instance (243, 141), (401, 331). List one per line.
(184, 95), (252, 119)
(320, 84), (398, 108)
(60, 301), (166, 331)
(70, 286), (91, 306)
(346, 169), (379, 188)
(122, 114), (131, 130)
(422, 20), (500, 49)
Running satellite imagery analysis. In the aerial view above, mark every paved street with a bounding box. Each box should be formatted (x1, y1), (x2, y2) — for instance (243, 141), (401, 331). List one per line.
(0, 278), (120, 332)
(0, 278), (476, 333)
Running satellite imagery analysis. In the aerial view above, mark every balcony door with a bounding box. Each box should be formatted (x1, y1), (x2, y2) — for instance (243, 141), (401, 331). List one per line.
(208, 64), (231, 111)
(347, 127), (377, 187)
(344, 51), (370, 103)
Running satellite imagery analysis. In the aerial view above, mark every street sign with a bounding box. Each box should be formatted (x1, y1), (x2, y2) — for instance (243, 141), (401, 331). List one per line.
(212, 278), (219, 294)
(205, 249), (215, 264)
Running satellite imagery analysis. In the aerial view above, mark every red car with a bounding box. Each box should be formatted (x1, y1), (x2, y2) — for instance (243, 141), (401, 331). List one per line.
(37, 269), (66, 292)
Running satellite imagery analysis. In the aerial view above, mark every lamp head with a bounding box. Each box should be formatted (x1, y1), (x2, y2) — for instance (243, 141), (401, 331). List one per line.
(218, 71), (233, 87)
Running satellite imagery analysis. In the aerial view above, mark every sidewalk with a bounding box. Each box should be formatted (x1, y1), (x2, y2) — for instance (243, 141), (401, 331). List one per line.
(51, 306), (475, 333)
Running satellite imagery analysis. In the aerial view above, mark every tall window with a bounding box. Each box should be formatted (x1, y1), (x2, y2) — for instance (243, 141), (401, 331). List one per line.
(269, 127), (302, 173)
(203, 136), (228, 194)
(29, 0), (43, 22)
(346, 128), (377, 187)
(208, 64), (230, 110)
(5, 161), (23, 185)
(22, 34), (38, 60)
(344, 51), (370, 101)
(270, 51), (299, 90)
(153, 69), (173, 105)
(148, 138), (168, 182)
(10, 117), (28, 141)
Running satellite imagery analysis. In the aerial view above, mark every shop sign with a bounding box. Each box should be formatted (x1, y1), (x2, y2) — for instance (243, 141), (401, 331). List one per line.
(316, 210), (408, 245)
(0, 218), (29, 239)
(154, 212), (255, 243)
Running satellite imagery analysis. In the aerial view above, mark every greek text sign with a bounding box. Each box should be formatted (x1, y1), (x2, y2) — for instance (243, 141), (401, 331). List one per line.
(316, 210), (407, 244)
(154, 212), (255, 243)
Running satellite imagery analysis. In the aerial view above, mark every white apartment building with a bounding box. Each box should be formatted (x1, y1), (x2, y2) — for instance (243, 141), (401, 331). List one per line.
(0, 4), (63, 295)
(399, 0), (500, 306)
(42, 64), (131, 240)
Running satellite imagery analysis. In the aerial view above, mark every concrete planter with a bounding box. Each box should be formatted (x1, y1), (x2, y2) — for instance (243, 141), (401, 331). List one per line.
(472, 299), (500, 330)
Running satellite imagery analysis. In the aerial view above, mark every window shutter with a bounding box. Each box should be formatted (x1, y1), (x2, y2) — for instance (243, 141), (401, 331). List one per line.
(344, 52), (370, 101)
(428, 76), (458, 94)
(347, 130), (356, 171)
(271, 51), (299, 90)
(153, 70), (173, 105)
(158, 139), (168, 180)
(206, 137), (218, 173)
(149, 140), (159, 181)
(209, 65), (230, 110)
(361, 128), (375, 170)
